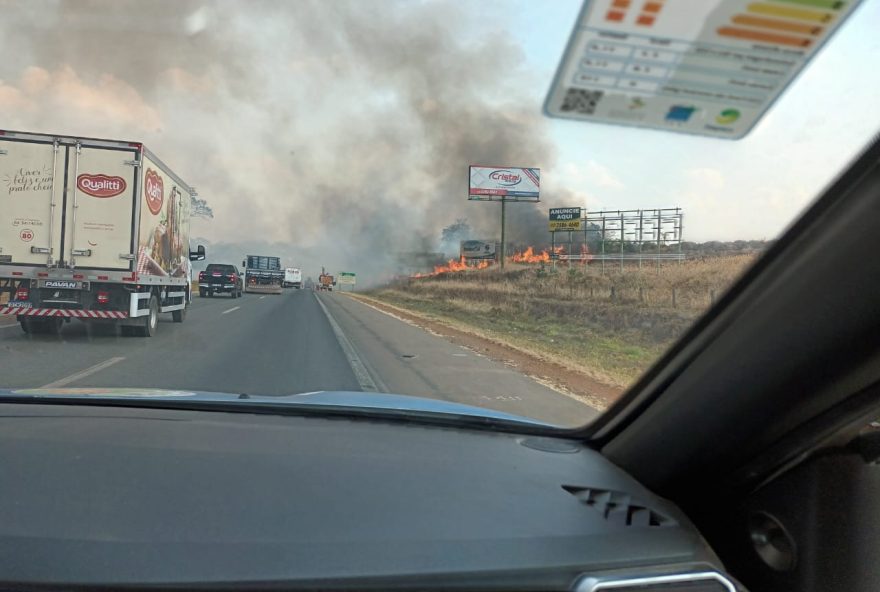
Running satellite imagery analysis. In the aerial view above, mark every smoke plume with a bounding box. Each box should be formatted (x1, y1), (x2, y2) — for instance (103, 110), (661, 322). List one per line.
(0, 0), (573, 283)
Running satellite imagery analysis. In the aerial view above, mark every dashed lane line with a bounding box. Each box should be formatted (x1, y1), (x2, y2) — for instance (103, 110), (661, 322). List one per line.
(40, 356), (126, 388)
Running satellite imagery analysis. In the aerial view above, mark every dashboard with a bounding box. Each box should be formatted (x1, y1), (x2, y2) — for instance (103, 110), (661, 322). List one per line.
(0, 403), (740, 590)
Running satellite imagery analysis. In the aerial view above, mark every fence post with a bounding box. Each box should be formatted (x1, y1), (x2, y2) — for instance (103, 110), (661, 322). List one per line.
(610, 285), (616, 300)
(639, 287), (644, 303)
(672, 287), (677, 308)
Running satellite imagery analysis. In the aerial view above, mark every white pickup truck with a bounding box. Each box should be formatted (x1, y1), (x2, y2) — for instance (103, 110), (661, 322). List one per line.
(0, 129), (206, 336)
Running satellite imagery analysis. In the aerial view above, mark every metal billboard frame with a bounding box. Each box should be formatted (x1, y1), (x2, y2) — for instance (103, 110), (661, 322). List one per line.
(549, 208), (684, 271)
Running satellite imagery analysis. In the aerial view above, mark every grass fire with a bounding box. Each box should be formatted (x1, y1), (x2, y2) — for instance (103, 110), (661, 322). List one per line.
(411, 246), (579, 278)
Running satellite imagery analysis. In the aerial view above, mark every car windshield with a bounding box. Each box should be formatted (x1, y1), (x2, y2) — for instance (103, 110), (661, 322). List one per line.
(0, 0), (878, 428)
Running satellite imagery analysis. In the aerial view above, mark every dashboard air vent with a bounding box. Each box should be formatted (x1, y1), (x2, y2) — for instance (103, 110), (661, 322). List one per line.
(562, 485), (676, 527)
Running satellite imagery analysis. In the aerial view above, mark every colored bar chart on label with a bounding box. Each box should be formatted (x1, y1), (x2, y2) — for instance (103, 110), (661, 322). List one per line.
(746, 2), (836, 21)
(545, 0), (862, 139)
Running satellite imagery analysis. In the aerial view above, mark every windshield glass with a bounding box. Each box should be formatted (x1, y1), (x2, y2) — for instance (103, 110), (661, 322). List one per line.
(0, 0), (877, 428)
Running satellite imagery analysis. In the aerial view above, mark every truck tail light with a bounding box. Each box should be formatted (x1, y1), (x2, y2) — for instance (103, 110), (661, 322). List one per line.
(96, 291), (110, 305)
(198, 271), (205, 280)
(228, 274), (237, 282)
(14, 287), (29, 301)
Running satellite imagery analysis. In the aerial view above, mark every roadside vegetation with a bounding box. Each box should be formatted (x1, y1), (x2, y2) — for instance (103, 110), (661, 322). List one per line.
(365, 255), (757, 389)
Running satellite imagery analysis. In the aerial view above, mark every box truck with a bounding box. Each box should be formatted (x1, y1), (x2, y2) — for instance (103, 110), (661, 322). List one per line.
(0, 129), (206, 336)
(283, 267), (302, 289)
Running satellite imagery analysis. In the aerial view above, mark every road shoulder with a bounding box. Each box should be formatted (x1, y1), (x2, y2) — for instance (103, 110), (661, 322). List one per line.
(344, 292), (621, 412)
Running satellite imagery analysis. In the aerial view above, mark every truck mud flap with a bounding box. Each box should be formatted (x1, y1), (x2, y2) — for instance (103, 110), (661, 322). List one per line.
(159, 290), (187, 313)
(129, 292), (152, 317)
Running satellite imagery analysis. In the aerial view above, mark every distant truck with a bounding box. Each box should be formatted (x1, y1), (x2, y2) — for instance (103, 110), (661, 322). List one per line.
(243, 255), (283, 294)
(283, 268), (302, 289)
(318, 272), (335, 291)
(198, 263), (243, 298)
(0, 129), (206, 336)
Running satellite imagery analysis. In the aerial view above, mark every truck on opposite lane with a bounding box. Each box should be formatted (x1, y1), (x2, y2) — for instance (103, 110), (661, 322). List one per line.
(0, 129), (206, 336)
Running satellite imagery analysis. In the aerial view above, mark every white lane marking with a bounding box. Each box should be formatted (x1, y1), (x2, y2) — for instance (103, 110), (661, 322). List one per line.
(221, 306), (240, 315)
(259, 296), (266, 300)
(0, 322), (19, 330)
(313, 293), (388, 393)
(40, 357), (126, 389)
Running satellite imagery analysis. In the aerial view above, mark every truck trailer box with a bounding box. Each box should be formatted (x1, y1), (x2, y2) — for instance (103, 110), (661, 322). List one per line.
(0, 129), (205, 336)
(283, 267), (302, 289)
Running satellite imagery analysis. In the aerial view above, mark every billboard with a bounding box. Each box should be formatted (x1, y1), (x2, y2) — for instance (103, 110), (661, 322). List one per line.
(549, 207), (583, 231)
(469, 166), (540, 201)
(460, 240), (497, 260)
(337, 272), (356, 285)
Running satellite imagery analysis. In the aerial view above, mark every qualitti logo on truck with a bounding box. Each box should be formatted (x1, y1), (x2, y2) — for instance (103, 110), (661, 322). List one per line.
(144, 168), (164, 215)
(77, 174), (126, 198)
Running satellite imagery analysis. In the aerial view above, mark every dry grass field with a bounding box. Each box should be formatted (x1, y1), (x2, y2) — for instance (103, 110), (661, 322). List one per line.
(366, 255), (757, 389)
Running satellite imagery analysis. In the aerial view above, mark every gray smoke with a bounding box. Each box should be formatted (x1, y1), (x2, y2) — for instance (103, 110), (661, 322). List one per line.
(0, 0), (572, 284)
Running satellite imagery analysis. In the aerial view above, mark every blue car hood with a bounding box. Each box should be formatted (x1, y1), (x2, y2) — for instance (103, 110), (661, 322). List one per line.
(0, 388), (552, 428)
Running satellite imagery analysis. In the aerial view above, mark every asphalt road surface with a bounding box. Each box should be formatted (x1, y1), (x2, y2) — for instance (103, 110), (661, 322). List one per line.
(0, 290), (597, 426)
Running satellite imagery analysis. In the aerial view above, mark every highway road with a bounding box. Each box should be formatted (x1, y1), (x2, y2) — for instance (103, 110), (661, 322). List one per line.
(0, 290), (597, 426)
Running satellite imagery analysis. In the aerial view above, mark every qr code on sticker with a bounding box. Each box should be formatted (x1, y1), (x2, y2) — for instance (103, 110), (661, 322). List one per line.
(559, 88), (603, 115)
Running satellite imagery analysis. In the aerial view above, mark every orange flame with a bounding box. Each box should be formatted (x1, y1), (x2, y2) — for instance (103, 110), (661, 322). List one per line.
(410, 256), (493, 278)
(433, 256), (469, 274)
(411, 243), (580, 277)
(509, 246), (564, 263)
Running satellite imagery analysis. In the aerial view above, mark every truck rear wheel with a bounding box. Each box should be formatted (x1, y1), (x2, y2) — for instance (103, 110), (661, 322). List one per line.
(199, 288), (206, 297)
(21, 317), (62, 335)
(135, 295), (159, 337)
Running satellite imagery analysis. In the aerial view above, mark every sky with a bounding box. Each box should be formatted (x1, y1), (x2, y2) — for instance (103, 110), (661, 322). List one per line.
(512, 0), (880, 241)
(0, 0), (878, 279)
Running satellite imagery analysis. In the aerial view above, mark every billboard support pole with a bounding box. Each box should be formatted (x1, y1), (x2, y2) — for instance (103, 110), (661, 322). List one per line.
(500, 198), (506, 270)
